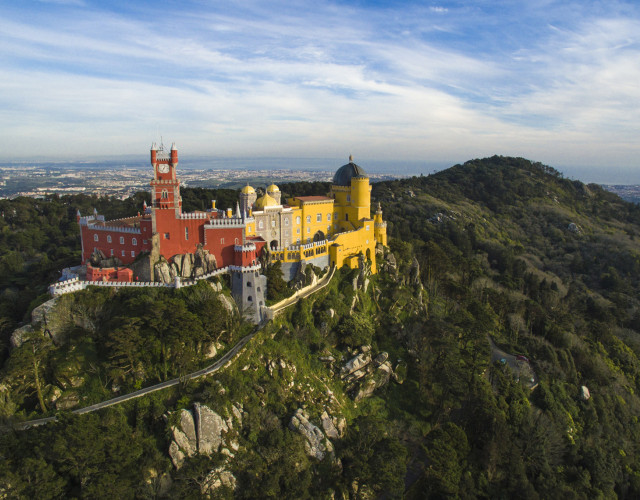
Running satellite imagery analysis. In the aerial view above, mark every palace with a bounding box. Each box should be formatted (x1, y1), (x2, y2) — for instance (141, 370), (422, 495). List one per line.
(78, 142), (387, 286)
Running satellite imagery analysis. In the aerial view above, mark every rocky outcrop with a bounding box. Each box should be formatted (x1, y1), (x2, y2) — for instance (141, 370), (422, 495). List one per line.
(154, 259), (172, 284)
(194, 403), (228, 455)
(339, 347), (394, 401)
(168, 409), (198, 468)
(408, 257), (422, 287)
(581, 385), (591, 401)
(289, 409), (334, 460)
(202, 467), (236, 495)
(321, 411), (340, 440)
(10, 324), (34, 349)
(180, 253), (193, 278)
(340, 352), (372, 377)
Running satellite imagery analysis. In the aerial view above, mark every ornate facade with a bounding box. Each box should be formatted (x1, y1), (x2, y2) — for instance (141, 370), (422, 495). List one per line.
(78, 143), (387, 283)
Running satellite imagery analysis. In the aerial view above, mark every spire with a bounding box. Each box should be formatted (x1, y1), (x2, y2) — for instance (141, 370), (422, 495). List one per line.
(93, 207), (98, 217)
(235, 201), (241, 218)
(76, 209), (81, 217)
(349, 154), (353, 163)
(377, 201), (382, 213)
(143, 200), (147, 210)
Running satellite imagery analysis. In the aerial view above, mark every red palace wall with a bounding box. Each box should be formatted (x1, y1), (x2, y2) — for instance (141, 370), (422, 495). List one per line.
(81, 223), (151, 265)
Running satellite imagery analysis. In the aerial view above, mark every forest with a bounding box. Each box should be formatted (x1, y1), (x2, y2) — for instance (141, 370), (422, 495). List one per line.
(1, 156), (639, 498)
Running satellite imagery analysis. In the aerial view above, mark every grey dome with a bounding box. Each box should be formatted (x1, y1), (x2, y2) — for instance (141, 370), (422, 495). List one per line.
(332, 156), (368, 186)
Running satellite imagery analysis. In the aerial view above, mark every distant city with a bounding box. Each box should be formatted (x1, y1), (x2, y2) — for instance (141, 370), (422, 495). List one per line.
(1, 161), (638, 204)
(0, 162), (401, 200)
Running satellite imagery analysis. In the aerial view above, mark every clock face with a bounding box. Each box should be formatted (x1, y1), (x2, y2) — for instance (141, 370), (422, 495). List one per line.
(158, 164), (170, 174)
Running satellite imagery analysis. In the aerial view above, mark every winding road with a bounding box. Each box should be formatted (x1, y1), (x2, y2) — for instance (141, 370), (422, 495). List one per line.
(10, 266), (337, 431)
(11, 326), (260, 430)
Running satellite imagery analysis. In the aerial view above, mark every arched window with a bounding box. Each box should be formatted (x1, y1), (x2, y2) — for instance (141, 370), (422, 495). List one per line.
(296, 216), (301, 224)
(93, 234), (99, 242)
(247, 281), (252, 287)
(161, 189), (168, 199)
(132, 238), (137, 246)
(107, 235), (112, 243)
(185, 228), (189, 240)
(306, 215), (311, 223)
(120, 236), (125, 244)
(247, 296), (253, 302)
(345, 213), (349, 221)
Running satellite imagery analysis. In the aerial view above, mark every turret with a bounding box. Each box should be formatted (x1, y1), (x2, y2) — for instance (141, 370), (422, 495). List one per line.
(150, 142), (157, 165)
(170, 143), (178, 165)
(374, 202), (387, 246)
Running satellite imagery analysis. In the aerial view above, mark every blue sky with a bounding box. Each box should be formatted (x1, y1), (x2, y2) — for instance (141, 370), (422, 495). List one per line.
(2, 0), (639, 179)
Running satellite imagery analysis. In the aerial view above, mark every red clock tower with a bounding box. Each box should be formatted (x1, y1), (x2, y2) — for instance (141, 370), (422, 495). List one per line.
(150, 142), (181, 212)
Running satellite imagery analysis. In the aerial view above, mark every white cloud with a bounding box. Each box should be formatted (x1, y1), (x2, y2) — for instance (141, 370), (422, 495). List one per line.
(0, 1), (639, 174)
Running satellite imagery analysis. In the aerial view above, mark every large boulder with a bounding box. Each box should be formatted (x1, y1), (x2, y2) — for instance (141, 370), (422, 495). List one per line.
(289, 409), (334, 460)
(154, 260), (172, 284)
(205, 252), (217, 272)
(194, 404), (228, 455)
(181, 253), (193, 278)
(168, 409), (198, 468)
(10, 324), (34, 349)
(340, 353), (372, 378)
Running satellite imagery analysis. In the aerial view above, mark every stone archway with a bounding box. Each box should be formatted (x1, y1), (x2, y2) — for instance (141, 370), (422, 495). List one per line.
(270, 239), (279, 251)
(313, 230), (325, 242)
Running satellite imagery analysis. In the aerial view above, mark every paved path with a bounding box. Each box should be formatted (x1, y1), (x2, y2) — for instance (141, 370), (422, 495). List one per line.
(12, 326), (261, 430)
(10, 266), (337, 431)
(270, 265), (336, 316)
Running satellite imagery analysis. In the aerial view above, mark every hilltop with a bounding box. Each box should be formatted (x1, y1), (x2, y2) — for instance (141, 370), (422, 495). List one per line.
(1, 156), (639, 498)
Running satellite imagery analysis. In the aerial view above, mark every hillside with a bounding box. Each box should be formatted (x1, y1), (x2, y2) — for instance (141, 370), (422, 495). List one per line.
(1, 156), (640, 498)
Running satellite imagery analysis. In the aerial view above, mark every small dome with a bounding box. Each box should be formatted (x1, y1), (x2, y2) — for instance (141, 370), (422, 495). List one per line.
(241, 185), (256, 194)
(332, 156), (368, 186)
(266, 184), (280, 193)
(254, 193), (278, 210)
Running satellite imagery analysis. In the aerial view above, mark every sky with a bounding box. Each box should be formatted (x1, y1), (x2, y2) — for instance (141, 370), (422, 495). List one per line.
(1, 0), (640, 181)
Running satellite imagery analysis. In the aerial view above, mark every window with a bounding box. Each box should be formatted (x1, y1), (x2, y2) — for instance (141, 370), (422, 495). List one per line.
(334, 212), (338, 220)
(247, 296), (252, 302)
(271, 220), (276, 228)
(296, 216), (301, 224)
(366, 225), (370, 231)
(306, 215), (311, 223)
(131, 251), (135, 257)
(235, 238), (239, 244)
(110, 249), (114, 256)
(307, 227), (310, 233)
(259, 221), (264, 229)
(296, 228), (300, 234)
(345, 213), (349, 221)
(220, 238), (224, 244)
(247, 225), (252, 232)
(247, 281), (252, 287)
(347, 195), (351, 202)
(185, 227), (189, 240)
(284, 218), (289, 226)
(257, 287), (261, 292)
(143, 239), (147, 245)
(164, 233), (170, 239)
(121, 250), (125, 257)
(93, 234), (98, 242)
(327, 213), (331, 221)
(316, 213), (322, 222)
(107, 235), (112, 243)
(120, 236), (125, 244)
(132, 238), (137, 246)
(161, 189), (168, 199)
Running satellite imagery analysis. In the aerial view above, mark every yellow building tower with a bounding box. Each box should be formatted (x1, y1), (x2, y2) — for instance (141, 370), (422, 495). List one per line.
(330, 155), (372, 230)
(374, 202), (387, 246)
